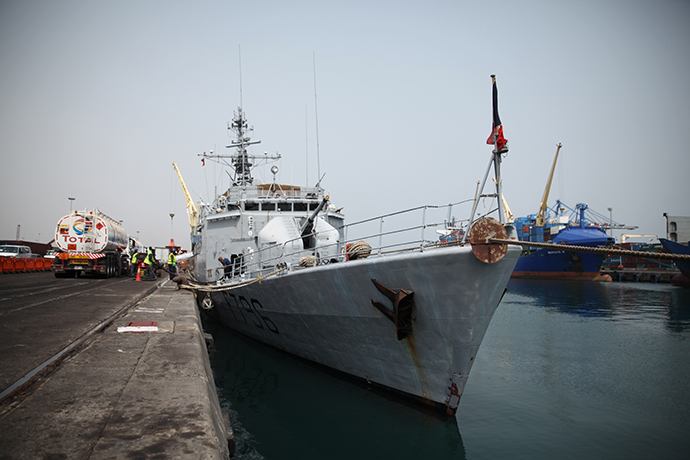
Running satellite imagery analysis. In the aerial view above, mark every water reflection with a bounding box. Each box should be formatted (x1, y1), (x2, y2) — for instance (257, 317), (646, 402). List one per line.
(506, 279), (690, 331)
(204, 318), (467, 460)
(202, 281), (690, 460)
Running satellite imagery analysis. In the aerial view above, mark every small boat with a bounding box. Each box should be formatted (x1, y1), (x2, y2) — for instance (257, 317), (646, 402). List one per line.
(180, 76), (521, 416)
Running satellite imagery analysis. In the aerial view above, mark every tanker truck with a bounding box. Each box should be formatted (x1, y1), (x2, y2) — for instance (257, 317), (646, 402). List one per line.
(52, 209), (129, 278)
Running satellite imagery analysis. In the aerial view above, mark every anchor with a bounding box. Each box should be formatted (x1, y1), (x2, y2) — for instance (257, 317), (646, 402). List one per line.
(370, 279), (414, 340)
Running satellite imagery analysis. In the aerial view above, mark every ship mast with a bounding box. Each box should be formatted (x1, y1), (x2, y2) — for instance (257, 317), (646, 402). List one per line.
(199, 108), (281, 187)
(463, 75), (509, 244)
(227, 107), (259, 185)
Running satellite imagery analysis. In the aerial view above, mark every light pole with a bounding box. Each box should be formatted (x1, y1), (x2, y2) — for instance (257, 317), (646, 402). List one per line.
(607, 207), (613, 237)
(170, 213), (175, 243)
(68, 197), (75, 213)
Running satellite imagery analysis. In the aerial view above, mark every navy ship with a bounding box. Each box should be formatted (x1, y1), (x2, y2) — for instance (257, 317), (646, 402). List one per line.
(182, 78), (520, 415)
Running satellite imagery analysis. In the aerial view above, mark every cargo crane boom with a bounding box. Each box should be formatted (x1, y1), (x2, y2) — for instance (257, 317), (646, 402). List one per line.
(536, 142), (562, 227)
(172, 162), (198, 233)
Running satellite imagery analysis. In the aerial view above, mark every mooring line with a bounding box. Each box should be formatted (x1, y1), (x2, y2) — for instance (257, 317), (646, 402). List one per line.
(488, 238), (690, 261)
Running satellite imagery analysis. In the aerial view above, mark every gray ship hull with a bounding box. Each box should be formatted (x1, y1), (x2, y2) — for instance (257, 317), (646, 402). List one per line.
(198, 243), (520, 415)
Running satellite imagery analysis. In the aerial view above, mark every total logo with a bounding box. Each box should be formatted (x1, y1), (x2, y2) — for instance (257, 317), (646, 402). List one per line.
(72, 218), (93, 235)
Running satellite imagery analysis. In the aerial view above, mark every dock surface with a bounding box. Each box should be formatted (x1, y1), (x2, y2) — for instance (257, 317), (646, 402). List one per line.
(0, 272), (231, 459)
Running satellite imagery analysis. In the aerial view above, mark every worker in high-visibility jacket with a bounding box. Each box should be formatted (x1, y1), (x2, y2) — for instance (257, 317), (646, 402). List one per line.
(144, 247), (156, 279)
(167, 249), (177, 280)
(130, 249), (139, 276)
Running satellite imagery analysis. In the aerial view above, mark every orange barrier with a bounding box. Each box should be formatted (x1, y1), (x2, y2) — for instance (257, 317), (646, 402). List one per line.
(0, 257), (53, 273)
(0, 258), (13, 273)
(15, 258), (26, 272)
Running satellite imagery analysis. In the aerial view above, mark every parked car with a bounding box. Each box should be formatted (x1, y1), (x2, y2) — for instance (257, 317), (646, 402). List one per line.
(0, 245), (32, 258)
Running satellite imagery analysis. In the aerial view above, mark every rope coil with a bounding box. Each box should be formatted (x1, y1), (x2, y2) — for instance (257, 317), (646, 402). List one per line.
(346, 241), (372, 260)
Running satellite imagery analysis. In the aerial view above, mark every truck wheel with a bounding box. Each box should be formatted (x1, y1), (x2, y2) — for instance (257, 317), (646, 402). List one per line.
(105, 255), (112, 279)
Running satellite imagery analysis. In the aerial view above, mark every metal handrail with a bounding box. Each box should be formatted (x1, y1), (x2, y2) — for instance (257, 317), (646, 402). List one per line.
(218, 199), (484, 284)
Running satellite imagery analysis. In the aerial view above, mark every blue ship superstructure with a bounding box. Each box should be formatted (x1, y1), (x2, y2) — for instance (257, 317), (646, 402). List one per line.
(512, 201), (615, 279)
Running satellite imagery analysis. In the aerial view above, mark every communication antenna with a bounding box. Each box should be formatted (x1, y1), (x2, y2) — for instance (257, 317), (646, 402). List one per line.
(305, 104), (309, 186)
(313, 52), (321, 185)
(238, 45), (244, 111)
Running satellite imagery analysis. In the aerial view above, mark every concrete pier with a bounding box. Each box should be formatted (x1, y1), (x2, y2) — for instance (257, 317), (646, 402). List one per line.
(0, 278), (232, 459)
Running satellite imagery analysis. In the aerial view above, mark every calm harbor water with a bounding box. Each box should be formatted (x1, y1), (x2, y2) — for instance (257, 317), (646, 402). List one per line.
(204, 280), (690, 459)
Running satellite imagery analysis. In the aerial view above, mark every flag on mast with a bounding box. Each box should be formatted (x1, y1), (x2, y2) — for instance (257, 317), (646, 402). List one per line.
(486, 75), (508, 152)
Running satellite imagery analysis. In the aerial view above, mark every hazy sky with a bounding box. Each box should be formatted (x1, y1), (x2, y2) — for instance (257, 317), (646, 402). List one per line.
(1, 0), (689, 250)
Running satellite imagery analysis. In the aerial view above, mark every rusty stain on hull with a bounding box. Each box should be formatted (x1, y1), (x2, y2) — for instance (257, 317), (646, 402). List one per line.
(444, 372), (468, 415)
(404, 333), (432, 405)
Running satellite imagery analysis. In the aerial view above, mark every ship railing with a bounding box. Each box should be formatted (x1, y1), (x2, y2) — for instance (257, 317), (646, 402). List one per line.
(220, 199), (484, 284)
(228, 185), (323, 201)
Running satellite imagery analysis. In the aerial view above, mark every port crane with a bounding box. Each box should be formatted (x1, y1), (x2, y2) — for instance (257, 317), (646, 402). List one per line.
(530, 143), (636, 232)
(172, 162), (199, 235)
(536, 143), (562, 227)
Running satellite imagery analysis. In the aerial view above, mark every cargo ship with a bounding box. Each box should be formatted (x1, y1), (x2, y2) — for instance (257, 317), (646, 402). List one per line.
(510, 143), (633, 280)
(512, 202), (615, 279)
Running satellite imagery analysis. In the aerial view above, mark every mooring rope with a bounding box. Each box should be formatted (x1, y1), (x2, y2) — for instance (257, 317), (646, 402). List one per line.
(488, 238), (690, 261)
(180, 264), (289, 293)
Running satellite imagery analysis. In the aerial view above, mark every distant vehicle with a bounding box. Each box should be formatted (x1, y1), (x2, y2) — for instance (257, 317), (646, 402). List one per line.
(0, 245), (32, 258)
